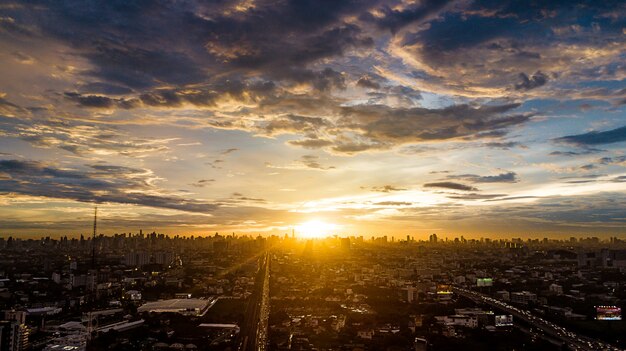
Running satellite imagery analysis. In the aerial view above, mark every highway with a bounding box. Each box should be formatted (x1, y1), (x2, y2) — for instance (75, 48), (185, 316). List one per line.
(454, 287), (622, 351)
(238, 252), (270, 351)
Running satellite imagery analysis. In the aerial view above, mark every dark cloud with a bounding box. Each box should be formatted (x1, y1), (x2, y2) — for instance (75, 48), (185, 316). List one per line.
(356, 75), (381, 89)
(0, 159), (218, 213)
(366, 85), (422, 106)
(483, 141), (527, 149)
(579, 164), (596, 170)
(549, 149), (603, 156)
(447, 193), (506, 200)
(394, 0), (625, 97)
(0, 15), (35, 36)
(598, 156), (626, 165)
(486, 195), (541, 202)
(287, 138), (333, 149)
(299, 155), (335, 170)
(338, 103), (529, 145)
(265, 155), (335, 171)
(613, 176), (626, 182)
(190, 179), (215, 188)
(221, 192), (267, 205)
(6, 0), (374, 92)
(284, 67), (346, 91)
(373, 201), (412, 206)
(331, 140), (386, 154)
(64, 92), (117, 109)
(554, 125), (626, 146)
(514, 71), (548, 90)
(221, 148), (239, 155)
(447, 172), (518, 183)
(65, 79), (277, 109)
(367, 185), (407, 193)
(423, 182), (478, 191)
(0, 97), (28, 116)
(85, 45), (208, 89)
(366, 0), (453, 33)
(205, 159), (224, 169)
(559, 174), (605, 180)
(11, 51), (35, 64)
(259, 114), (330, 136)
(79, 82), (134, 95)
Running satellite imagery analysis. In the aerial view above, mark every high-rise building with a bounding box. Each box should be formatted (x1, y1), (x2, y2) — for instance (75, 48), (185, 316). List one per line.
(124, 251), (150, 267)
(340, 238), (350, 250)
(429, 233), (438, 243)
(404, 287), (419, 303)
(154, 251), (174, 266)
(511, 291), (537, 305)
(414, 337), (428, 351)
(0, 320), (29, 351)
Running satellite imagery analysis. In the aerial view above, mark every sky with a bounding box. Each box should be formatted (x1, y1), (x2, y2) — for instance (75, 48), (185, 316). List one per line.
(0, 0), (625, 239)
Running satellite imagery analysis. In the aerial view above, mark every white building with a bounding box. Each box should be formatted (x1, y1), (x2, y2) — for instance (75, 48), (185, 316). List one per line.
(549, 284), (563, 295)
(511, 291), (537, 305)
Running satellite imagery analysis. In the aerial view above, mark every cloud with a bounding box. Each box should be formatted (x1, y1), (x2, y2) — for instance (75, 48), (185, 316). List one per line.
(514, 71), (548, 90)
(549, 149), (604, 156)
(389, 0), (625, 98)
(64, 79), (277, 109)
(554, 125), (626, 146)
(446, 193), (506, 200)
(11, 51), (35, 64)
(366, 0), (454, 33)
(65, 92), (126, 109)
(423, 182), (478, 191)
(221, 148), (239, 155)
(0, 160), (218, 213)
(0, 116), (173, 157)
(258, 114), (330, 136)
(265, 155), (335, 171)
(579, 164), (596, 171)
(0, 96), (28, 117)
(356, 75), (381, 89)
(299, 155), (335, 170)
(221, 192), (266, 205)
(79, 82), (133, 95)
(598, 156), (626, 166)
(9, 0), (373, 92)
(484, 141), (523, 149)
(373, 201), (412, 206)
(190, 179), (215, 188)
(367, 185), (407, 193)
(287, 138), (334, 149)
(0, 0), (625, 236)
(333, 103), (530, 150)
(447, 172), (519, 183)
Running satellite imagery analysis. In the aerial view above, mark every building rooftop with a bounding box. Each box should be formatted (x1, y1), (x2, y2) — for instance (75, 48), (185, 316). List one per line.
(137, 298), (212, 316)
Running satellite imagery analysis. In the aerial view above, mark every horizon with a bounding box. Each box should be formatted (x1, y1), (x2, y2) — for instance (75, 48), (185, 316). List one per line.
(2, 226), (623, 242)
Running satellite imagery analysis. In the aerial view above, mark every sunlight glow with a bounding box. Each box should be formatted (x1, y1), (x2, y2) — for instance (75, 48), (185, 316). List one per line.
(295, 220), (338, 239)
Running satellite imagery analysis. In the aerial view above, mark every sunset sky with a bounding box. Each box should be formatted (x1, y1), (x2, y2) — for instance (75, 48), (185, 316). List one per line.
(0, 0), (625, 238)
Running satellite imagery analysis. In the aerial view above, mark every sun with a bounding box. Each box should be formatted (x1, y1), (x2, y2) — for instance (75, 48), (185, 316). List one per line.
(295, 220), (338, 239)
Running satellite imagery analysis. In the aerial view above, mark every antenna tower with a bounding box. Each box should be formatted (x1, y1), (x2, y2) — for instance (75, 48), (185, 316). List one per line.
(92, 206), (97, 268)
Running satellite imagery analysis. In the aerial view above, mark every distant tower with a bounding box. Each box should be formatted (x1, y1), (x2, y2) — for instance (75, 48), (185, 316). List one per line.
(92, 206), (97, 269)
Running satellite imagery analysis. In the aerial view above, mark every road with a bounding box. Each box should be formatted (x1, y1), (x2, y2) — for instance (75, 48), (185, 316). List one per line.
(238, 252), (270, 351)
(454, 287), (621, 351)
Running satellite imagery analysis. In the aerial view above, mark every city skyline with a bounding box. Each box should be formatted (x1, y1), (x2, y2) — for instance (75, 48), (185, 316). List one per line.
(1, 0), (625, 237)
